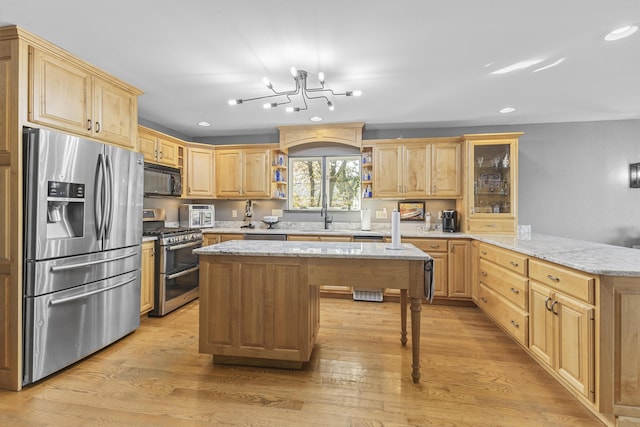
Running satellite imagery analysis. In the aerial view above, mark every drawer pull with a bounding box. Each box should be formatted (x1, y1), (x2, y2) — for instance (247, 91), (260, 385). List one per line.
(486, 224), (496, 228)
(551, 301), (559, 316)
(510, 261), (519, 267)
(481, 297), (488, 303)
(430, 244), (440, 249)
(480, 251), (487, 255)
(481, 271), (487, 277)
(510, 287), (520, 295)
(547, 274), (560, 282)
(510, 320), (520, 328)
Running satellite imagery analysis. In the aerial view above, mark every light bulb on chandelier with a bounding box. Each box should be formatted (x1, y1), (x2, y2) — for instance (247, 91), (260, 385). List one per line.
(229, 67), (361, 112)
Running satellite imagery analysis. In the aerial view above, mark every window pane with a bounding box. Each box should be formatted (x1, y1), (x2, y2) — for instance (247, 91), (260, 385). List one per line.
(327, 156), (361, 210)
(289, 158), (322, 209)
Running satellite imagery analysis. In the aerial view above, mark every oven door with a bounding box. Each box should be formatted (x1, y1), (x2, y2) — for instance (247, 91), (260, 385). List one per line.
(160, 240), (201, 274)
(154, 263), (199, 316)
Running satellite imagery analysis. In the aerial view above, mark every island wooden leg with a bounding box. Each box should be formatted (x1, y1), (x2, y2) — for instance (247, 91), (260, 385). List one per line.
(410, 296), (422, 383)
(400, 289), (408, 346)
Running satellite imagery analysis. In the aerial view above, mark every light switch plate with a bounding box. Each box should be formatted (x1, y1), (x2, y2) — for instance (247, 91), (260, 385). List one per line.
(232, 210), (237, 218)
(376, 210), (387, 219)
(272, 209), (283, 217)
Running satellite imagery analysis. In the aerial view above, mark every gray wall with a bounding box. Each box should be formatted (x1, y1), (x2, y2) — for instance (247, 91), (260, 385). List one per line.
(148, 118), (640, 247)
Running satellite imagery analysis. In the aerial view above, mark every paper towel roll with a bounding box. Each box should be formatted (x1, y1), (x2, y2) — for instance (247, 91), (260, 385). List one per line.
(361, 208), (371, 231)
(391, 210), (401, 249)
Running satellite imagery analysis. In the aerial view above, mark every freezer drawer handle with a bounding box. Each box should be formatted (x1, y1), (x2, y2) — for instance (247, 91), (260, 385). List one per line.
(166, 265), (199, 280)
(166, 241), (202, 251)
(49, 276), (137, 307)
(49, 251), (138, 272)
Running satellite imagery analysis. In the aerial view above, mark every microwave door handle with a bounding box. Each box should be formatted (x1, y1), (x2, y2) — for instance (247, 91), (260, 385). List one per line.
(104, 154), (114, 238)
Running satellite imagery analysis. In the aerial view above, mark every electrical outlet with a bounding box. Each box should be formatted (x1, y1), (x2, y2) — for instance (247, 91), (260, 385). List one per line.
(272, 209), (283, 217)
(376, 210), (387, 219)
(231, 210), (237, 218)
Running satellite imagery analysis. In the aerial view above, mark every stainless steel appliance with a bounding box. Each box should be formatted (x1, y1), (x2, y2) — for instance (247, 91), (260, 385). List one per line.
(442, 209), (457, 232)
(143, 163), (182, 197)
(179, 204), (215, 228)
(143, 209), (202, 316)
(23, 127), (143, 385)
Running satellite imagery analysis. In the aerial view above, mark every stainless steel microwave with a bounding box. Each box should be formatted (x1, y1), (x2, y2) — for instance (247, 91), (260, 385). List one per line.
(143, 163), (182, 197)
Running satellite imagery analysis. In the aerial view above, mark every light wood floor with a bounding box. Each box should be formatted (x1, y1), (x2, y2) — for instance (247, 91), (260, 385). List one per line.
(0, 298), (604, 426)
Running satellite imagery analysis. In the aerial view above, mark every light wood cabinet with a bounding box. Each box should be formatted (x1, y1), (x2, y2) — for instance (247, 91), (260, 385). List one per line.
(372, 139), (462, 199)
(138, 126), (181, 168)
(199, 255), (319, 365)
(399, 238), (471, 300)
(140, 241), (155, 316)
(29, 46), (139, 149)
(215, 147), (271, 199)
(529, 280), (595, 402)
(186, 144), (215, 198)
(477, 243), (529, 346)
(462, 133), (522, 233)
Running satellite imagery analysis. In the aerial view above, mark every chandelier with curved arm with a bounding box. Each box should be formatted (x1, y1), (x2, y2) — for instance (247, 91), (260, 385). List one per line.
(228, 66), (361, 112)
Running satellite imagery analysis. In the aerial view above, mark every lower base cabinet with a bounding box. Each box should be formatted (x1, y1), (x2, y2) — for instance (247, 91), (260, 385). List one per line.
(140, 241), (155, 316)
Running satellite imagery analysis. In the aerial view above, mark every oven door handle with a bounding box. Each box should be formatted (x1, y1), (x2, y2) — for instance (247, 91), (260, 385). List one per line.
(49, 277), (137, 307)
(166, 265), (199, 280)
(49, 251), (138, 272)
(165, 241), (202, 251)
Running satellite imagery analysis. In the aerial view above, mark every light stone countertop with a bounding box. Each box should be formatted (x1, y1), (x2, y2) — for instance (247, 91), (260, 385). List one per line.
(198, 225), (640, 277)
(194, 240), (432, 261)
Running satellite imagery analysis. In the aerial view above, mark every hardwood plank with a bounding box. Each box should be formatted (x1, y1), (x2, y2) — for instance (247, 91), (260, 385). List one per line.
(0, 299), (604, 426)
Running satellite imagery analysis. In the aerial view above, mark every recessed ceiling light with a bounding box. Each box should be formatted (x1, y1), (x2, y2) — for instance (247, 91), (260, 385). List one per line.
(197, 121), (211, 127)
(604, 25), (638, 41)
(499, 107), (516, 114)
(533, 57), (566, 73)
(491, 59), (544, 75)
(310, 116), (323, 122)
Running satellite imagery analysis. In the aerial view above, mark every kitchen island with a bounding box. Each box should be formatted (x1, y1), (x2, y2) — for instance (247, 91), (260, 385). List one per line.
(194, 240), (431, 383)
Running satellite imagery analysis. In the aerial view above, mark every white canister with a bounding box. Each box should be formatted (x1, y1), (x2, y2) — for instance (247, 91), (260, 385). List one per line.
(361, 208), (371, 231)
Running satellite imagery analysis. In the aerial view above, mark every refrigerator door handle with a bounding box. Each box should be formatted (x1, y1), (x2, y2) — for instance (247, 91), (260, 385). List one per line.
(95, 153), (106, 239)
(49, 251), (139, 272)
(48, 276), (137, 306)
(104, 154), (114, 238)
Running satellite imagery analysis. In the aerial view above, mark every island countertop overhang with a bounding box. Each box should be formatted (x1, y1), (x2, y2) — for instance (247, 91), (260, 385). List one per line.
(194, 240), (432, 262)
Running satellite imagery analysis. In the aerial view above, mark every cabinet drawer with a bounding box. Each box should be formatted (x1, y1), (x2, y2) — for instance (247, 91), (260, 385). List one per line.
(403, 238), (447, 252)
(529, 259), (595, 304)
(467, 218), (515, 233)
(479, 259), (528, 310)
(478, 243), (528, 276)
(478, 283), (528, 347)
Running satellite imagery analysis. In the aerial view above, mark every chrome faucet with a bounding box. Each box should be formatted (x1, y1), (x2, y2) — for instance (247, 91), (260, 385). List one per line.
(320, 193), (333, 229)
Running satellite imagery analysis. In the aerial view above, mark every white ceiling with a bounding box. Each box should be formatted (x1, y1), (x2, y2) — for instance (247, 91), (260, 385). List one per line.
(2, 1), (639, 138)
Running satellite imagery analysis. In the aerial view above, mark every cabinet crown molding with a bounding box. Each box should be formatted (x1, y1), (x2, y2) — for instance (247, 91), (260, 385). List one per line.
(277, 122), (364, 151)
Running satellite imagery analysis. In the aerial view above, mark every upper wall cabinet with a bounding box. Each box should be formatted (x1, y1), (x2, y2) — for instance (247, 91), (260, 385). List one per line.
(215, 146), (272, 199)
(277, 122), (364, 150)
(138, 126), (182, 168)
(29, 46), (141, 149)
(462, 132), (522, 233)
(186, 143), (215, 198)
(372, 138), (462, 199)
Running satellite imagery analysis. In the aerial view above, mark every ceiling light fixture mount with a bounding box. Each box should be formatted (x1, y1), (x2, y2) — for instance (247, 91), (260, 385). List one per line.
(229, 66), (361, 113)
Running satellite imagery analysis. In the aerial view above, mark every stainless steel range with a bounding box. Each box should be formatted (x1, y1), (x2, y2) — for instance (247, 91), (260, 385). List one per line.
(143, 209), (202, 316)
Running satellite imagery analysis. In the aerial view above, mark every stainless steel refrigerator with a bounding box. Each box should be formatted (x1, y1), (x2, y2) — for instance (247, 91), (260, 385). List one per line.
(22, 127), (144, 385)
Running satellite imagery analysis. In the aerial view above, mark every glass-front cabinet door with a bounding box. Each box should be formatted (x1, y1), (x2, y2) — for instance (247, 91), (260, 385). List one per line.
(464, 133), (522, 233)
